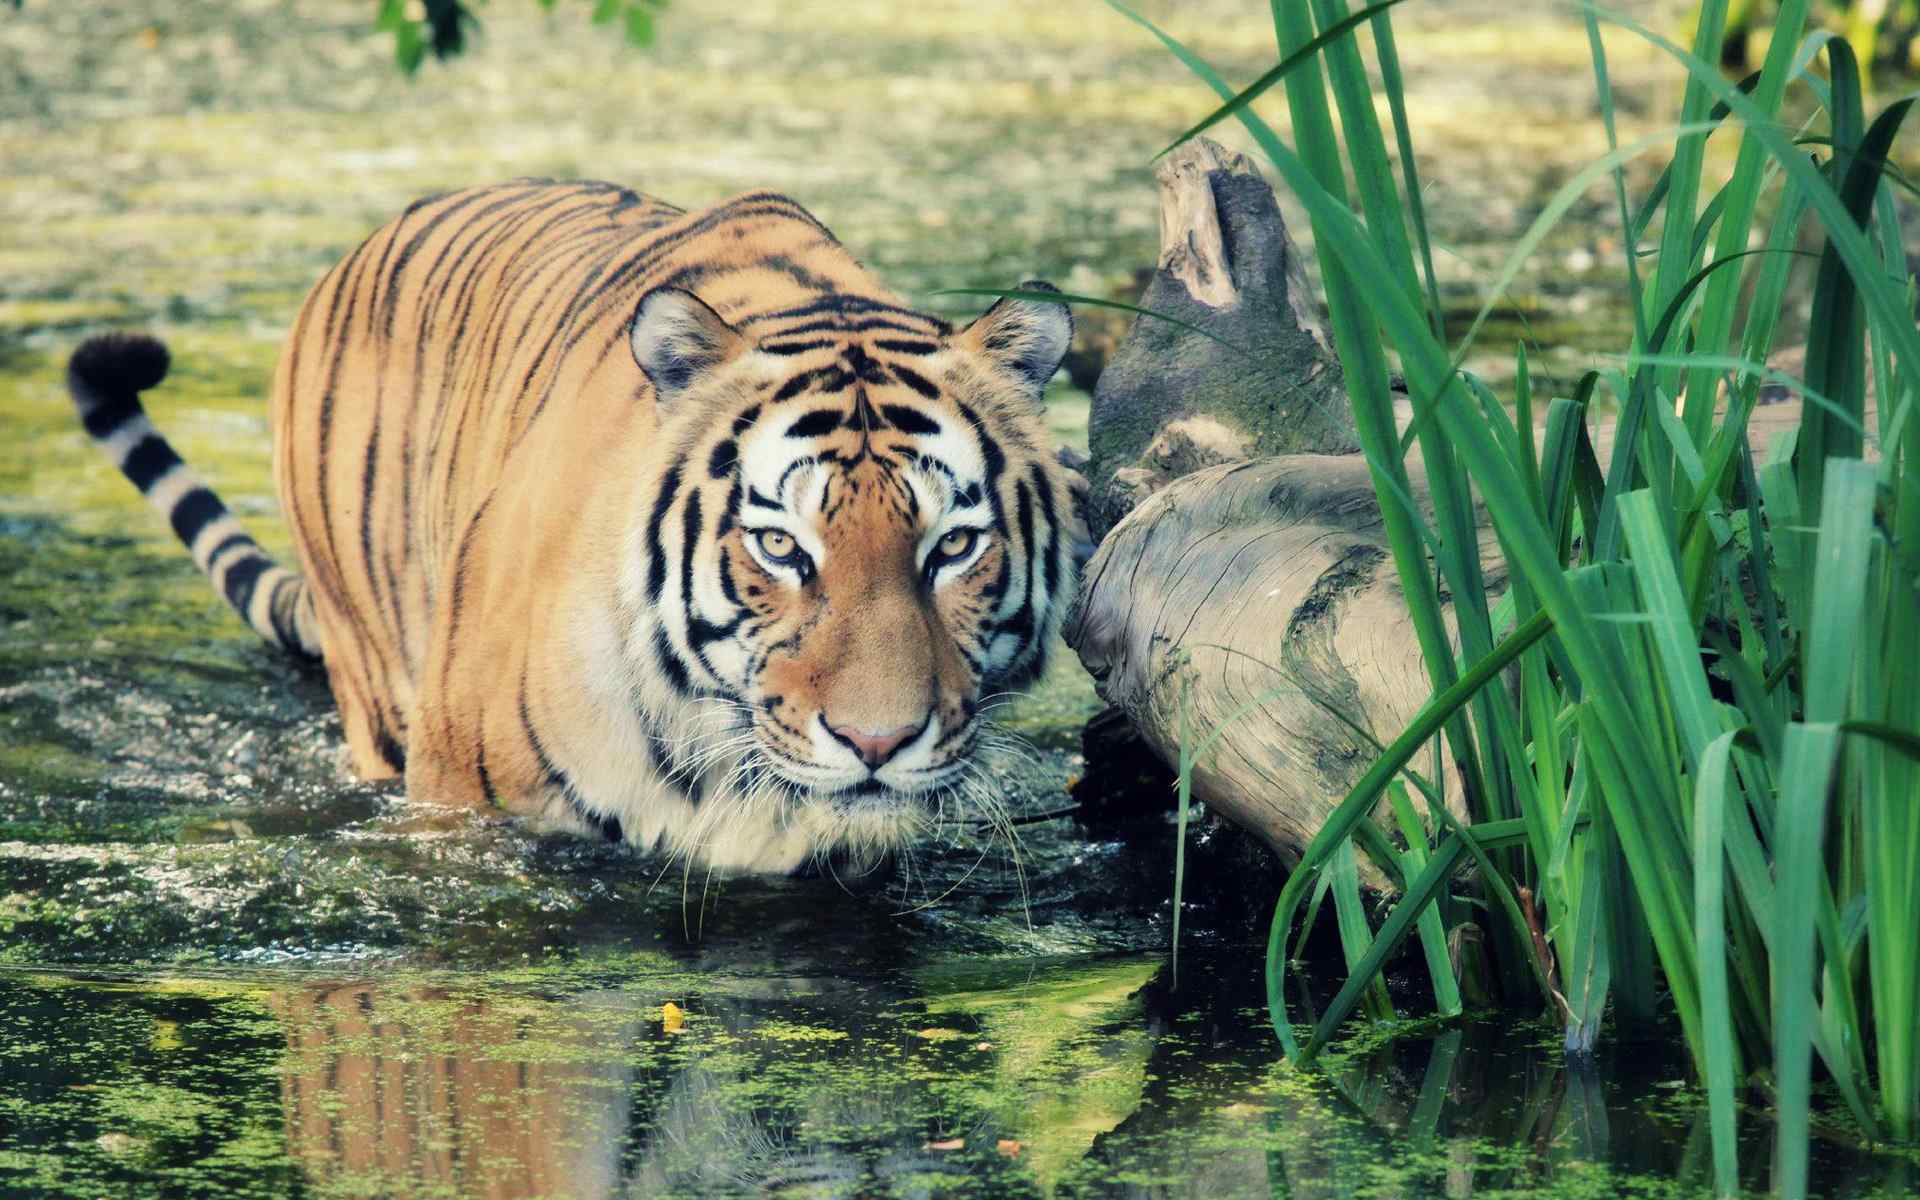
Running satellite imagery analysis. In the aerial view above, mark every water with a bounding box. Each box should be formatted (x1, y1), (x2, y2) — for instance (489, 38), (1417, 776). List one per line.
(4, 1), (1918, 1195)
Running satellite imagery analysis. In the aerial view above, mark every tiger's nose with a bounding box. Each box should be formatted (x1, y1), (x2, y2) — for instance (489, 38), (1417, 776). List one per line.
(826, 717), (925, 768)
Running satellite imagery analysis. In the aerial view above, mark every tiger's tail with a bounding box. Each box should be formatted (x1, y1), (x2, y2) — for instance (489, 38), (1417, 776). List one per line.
(67, 333), (324, 659)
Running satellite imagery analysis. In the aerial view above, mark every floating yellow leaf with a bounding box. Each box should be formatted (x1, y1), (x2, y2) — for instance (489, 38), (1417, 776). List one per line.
(661, 1001), (686, 1033)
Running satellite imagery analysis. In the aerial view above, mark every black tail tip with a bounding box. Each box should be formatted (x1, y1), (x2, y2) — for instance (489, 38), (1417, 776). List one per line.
(69, 332), (171, 400)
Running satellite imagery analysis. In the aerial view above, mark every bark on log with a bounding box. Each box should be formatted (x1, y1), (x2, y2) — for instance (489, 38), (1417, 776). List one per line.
(1065, 137), (1848, 885)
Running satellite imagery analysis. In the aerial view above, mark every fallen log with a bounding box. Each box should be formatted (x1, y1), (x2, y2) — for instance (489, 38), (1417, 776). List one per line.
(1064, 137), (1840, 882)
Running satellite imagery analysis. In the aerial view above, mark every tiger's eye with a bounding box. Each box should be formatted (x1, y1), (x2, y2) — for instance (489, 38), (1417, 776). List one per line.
(755, 529), (797, 560)
(937, 528), (977, 559)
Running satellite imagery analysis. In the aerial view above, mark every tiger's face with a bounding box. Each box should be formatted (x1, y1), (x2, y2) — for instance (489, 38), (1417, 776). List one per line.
(623, 284), (1084, 849)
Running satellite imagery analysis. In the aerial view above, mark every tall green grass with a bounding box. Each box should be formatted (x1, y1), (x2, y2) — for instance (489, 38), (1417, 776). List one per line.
(1115, 0), (1918, 1191)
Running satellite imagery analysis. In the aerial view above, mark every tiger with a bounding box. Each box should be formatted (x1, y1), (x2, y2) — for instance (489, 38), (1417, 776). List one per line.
(67, 180), (1089, 875)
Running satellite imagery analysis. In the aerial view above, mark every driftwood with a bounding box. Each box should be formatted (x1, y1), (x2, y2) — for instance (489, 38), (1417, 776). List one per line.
(1065, 138), (1832, 882)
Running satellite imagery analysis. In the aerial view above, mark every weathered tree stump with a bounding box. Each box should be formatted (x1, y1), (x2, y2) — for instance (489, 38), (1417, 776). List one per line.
(1066, 138), (1833, 882)
(1083, 140), (1357, 539)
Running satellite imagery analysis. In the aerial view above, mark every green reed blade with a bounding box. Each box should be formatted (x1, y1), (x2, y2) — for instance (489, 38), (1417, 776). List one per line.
(1263, 612), (1553, 1054)
(1802, 88), (1915, 526)
(1584, 12), (1653, 349)
(1803, 460), (1876, 725)
(1330, 839), (1394, 1021)
(1304, 0), (1423, 311)
(1678, 0), (1809, 450)
(1772, 722), (1842, 1198)
(1639, 0), (1726, 450)
(1369, 9), (1444, 340)
(1390, 780), (1463, 1017)
(1692, 730), (1743, 1195)
(1306, 833), (1468, 1056)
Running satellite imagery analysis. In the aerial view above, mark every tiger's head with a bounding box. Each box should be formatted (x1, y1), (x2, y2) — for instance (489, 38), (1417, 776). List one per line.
(619, 283), (1085, 866)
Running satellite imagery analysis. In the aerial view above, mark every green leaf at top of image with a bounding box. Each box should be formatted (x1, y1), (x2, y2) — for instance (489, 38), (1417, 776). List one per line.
(624, 4), (655, 47)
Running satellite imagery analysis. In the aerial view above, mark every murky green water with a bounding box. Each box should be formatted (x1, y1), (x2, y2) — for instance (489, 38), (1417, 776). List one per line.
(4, 1), (1918, 1195)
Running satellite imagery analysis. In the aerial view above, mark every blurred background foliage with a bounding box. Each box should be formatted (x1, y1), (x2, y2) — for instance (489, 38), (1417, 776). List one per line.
(375, 0), (669, 73)
(1719, 0), (1920, 73)
(362, 0), (1920, 78)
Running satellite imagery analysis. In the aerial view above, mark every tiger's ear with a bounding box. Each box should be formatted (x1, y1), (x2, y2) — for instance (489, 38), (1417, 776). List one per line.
(629, 288), (747, 406)
(955, 280), (1073, 400)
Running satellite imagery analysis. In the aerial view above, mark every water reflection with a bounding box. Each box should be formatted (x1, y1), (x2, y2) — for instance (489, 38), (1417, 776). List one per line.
(268, 971), (1052, 1198)
(11, 957), (1911, 1199)
(273, 985), (646, 1198)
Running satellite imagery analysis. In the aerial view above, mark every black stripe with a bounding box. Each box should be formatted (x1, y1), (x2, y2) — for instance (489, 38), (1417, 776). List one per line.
(887, 363), (941, 400)
(653, 627), (692, 695)
(80, 397), (138, 440)
(956, 403), (1006, 485)
(204, 531), (256, 567)
(267, 575), (313, 657)
(758, 315), (938, 340)
(753, 294), (940, 324)
(441, 494), (494, 654)
(1031, 463), (1060, 605)
(1003, 479), (1038, 642)
(687, 613), (744, 649)
(773, 371), (817, 403)
(761, 339), (834, 356)
(678, 490), (737, 668)
(374, 728), (407, 773)
(168, 487), (227, 547)
(874, 338), (939, 355)
(785, 409), (841, 439)
(715, 543), (744, 607)
(222, 554), (270, 613)
(476, 746), (496, 804)
(759, 253), (837, 292)
(880, 404), (940, 435)
(635, 708), (699, 805)
(121, 434), (184, 492)
(707, 438), (737, 480)
(644, 463), (683, 602)
(523, 666), (626, 838)
(519, 683), (577, 796)
(356, 418), (384, 641)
